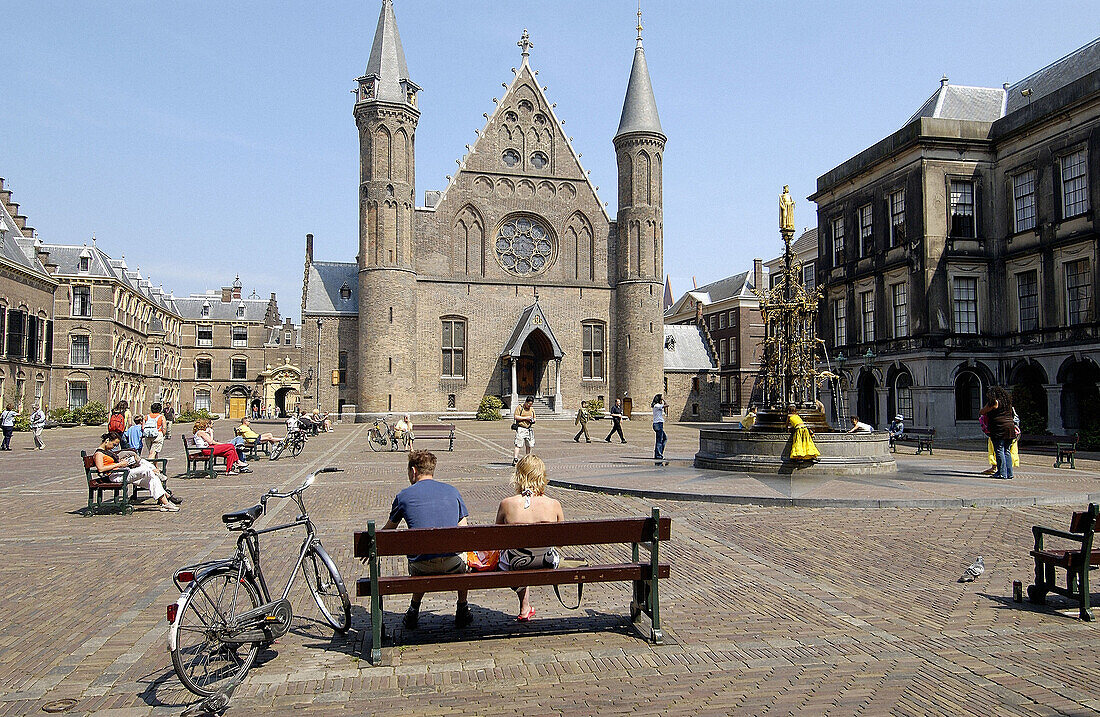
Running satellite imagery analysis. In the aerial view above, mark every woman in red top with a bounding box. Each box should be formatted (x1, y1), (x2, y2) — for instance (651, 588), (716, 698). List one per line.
(192, 418), (249, 475)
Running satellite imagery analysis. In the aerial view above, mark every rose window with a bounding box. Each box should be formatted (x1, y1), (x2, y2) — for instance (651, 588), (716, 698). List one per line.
(494, 216), (554, 276)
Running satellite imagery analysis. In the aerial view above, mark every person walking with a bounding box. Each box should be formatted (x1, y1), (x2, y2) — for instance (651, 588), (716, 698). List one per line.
(980, 387), (1018, 480)
(573, 402), (591, 443)
(513, 397), (536, 466)
(604, 399), (626, 444)
(651, 394), (668, 464)
(0, 404), (16, 451)
(30, 405), (46, 450)
(141, 403), (167, 460)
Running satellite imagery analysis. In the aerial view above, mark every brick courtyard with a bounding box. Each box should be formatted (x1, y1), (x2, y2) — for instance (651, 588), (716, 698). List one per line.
(2, 419), (1100, 716)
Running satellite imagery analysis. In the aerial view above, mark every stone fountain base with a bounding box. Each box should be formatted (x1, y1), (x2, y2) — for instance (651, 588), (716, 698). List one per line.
(694, 428), (897, 475)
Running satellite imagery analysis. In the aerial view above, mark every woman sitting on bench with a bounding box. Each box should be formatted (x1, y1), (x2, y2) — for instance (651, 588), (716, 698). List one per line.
(192, 417), (249, 475)
(93, 431), (179, 512)
(495, 455), (564, 621)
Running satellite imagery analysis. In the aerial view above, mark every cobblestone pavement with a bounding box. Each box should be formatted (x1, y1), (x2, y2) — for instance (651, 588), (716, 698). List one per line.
(3, 420), (1100, 716)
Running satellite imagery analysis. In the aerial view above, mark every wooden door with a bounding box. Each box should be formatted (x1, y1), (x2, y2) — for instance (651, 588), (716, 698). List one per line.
(516, 357), (537, 396)
(228, 396), (247, 420)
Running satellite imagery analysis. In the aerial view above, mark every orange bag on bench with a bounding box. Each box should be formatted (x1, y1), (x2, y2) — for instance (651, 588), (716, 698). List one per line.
(465, 550), (500, 572)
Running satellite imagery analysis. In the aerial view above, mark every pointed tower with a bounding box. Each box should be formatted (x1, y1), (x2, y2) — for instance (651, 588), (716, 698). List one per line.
(613, 12), (666, 405)
(354, 0), (421, 412)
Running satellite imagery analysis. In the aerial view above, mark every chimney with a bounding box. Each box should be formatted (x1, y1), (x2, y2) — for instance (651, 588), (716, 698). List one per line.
(35, 246), (50, 268)
(221, 287), (233, 303)
(305, 233), (314, 264)
(753, 258), (763, 291)
(695, 300), (704, 325)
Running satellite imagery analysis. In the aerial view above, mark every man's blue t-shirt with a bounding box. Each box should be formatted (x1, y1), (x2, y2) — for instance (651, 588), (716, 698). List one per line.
(389, 479), (469, 561)
(124, 424), (144, 452)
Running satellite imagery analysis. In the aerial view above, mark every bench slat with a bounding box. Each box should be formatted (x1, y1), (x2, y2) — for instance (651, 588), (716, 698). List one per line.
(356, 562), (671, 597)
(355, 517), (672, 557)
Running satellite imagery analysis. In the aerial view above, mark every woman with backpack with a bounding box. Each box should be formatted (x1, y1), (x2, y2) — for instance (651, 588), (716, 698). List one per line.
(108, 401), (131, 435)
(141, 403), (167, 460)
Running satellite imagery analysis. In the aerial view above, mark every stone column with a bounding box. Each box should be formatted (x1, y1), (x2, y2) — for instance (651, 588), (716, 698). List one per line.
(875, 386), (889, 429)
(555, 358), (562, 413)
(510, 358), (518, 411)
(1044, 383), (1062, 431)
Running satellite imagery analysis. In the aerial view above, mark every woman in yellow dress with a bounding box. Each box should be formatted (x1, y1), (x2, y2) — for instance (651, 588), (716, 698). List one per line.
(788, 405), (820, 461)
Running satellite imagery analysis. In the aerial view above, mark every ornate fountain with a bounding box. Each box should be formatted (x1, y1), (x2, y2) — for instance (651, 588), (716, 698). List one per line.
(693, 187), (896, 475)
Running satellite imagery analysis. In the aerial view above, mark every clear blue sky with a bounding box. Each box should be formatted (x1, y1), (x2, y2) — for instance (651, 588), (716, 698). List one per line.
(3, 2), (1096, 320)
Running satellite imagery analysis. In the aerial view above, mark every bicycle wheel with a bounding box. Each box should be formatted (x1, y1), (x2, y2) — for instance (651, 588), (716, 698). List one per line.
(303, 545), (351, 633)
(291, 436), (304, 458)
(367, 426), (383, 452)
(170, 571), (262, 697)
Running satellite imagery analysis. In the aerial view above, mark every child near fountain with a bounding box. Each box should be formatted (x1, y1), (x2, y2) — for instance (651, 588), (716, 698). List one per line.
(787, 405), (820, 461)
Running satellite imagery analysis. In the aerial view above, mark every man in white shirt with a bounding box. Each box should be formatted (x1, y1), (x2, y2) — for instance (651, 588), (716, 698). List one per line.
(847, 417), (874, 433)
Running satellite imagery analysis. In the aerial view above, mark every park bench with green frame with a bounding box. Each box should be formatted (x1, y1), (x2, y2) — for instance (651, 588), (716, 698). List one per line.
(409, 423), (456, 451)
(353, 508), (671, 665)
(1028, 503), (1099, 621)
(181, 435), (226, 479)
(81, 451), (169, 516)
(1020, 433), (1079, 469)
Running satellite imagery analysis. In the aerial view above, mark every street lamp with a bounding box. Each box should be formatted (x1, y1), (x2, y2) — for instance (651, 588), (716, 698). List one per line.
(862, 347), (875, 369)
(315, 318), (323, 412)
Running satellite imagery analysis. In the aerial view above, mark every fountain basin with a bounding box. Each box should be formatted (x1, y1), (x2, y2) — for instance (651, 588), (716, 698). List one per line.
(695, 428), (897, 475)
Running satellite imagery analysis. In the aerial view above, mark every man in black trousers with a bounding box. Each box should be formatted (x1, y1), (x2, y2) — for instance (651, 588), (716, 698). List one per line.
(604, 398), (627, 444)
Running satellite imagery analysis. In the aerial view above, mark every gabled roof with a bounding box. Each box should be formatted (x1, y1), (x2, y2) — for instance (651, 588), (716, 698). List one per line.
(666, 269), (755, 317)
(303, 261), (358, 315)
(362, 0), (414, 105)
(1007, 36), (1100, 114)
(663, 324), (715, 372)
(906, 81), (1006, 124)
(501, 300), (564, 359)
(0, 199), (54, 283)
(616, 34), (663, 138)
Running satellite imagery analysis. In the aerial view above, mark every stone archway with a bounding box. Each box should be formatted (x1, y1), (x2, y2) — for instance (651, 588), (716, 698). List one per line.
(1058, 357), (1100, 432)
(1009, 360), (1048, 433)
(856, 369), (878, 427)
(260, 360), (302, 418)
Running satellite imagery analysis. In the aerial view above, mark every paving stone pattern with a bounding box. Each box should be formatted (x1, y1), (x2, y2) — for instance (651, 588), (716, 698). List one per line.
(1, 420), (1100, 715)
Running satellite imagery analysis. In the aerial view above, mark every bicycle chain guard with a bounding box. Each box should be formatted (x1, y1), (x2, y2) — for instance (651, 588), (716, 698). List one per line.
(225, 598), (293, 643)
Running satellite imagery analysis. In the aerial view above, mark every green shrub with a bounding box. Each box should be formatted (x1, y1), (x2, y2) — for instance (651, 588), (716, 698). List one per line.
(178, 409), (216, 423)
(13, 413), (29, 432)
(74, 401), (109, 426)
(49, 407), (73, 423)
(1011, 383), (1048, 435)
(583, 398), (604, 419)
(476, 395), (503, 421)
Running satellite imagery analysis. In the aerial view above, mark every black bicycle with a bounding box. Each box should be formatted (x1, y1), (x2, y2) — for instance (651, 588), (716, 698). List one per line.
(366, 416), (400, 452)
(269, 429), (306, 461)
(167, 467), (351, 697)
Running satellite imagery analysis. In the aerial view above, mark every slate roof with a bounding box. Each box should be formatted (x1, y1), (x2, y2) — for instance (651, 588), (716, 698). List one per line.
(663, 324), (715, 372)
(265, 323), (301, 347)
(501, 300), (564, 359)
(362, 0), (414, 105)
(0, 203), (53, 282)
(1007, 36), (1100, 114)
(906, 82), (1006, 124)
(616, 37), (663, 137)
(173, 293), (269, 322)
(665, 269), (756, 319)
(791, 227), (818, 255)
(304, 261), (358, 315)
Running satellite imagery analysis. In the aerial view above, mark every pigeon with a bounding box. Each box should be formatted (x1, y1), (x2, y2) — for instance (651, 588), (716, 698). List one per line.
(958, 556), (985, 582)
(181, 681), (237, 717)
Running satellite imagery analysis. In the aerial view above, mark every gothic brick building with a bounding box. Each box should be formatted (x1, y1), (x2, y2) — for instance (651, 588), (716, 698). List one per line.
(302, 0), (667, 416)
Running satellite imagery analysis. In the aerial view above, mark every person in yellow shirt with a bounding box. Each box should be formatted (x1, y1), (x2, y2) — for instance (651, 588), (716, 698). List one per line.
(235, 416), (283, 451)
(787, 405), (820, 461)
(740, 406), (757, 430)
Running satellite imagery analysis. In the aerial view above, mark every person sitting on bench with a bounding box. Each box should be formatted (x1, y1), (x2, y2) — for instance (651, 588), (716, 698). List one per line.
(236, 416), (283, 450)
(382, 450), (474, 630)
(495, 455), (564, 621)
(193, 417), (250, 475)
(93, 431), (179, 511)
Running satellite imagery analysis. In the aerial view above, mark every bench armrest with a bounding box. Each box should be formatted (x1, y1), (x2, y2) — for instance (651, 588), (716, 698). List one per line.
(1033, 525), (1087, 545)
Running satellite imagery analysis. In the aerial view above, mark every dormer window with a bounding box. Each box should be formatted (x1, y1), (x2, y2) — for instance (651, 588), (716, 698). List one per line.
(340, 281), (352, 301)
(236, 305), (245, 318)
(78, 257), (90, 272)
(201, 304), (210, 318)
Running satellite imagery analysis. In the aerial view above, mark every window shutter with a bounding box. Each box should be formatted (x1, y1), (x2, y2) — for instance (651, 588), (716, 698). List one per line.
(1053, 159), (1064, 222)
(44, 321), (53, 365)
(974, 180), (983, 239)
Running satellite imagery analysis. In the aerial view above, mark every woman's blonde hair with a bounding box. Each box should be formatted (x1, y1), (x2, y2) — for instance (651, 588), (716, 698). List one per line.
(512, 455), (548, 495)
(192, 417), (210, 432)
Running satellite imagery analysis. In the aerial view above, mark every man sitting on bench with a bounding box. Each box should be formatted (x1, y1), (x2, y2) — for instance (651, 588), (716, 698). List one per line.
(236, 416), (283, 451)
(382, 450), (474, 630)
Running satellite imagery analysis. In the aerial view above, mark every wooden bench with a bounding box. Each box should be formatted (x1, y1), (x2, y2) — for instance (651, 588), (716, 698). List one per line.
(81, 451), (169, 516)
(353, 508), (671, 665)
(409, 423), (456, 451)
(890, 427), (935, 454)
(1028, 503), (1100, 621)
(181, 435), (226, 479)
(1020, 433), (1079, 469)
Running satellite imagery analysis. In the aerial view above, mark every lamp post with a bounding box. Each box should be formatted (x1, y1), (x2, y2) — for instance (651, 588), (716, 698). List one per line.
(315, 318), (323, 412)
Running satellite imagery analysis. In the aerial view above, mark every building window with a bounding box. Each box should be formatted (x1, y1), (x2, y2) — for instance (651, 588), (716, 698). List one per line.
(6, 310), (25, 359)
(72, 286), (91, 317)
(441, 318), (466, 378)
(1013, 170), (1037, 233)
(954, 371), (982, 421)
(860, 290), (874, 343)
(236, 305), (245, 318)
(285, 331), (293, 344)
(68, 381), (88, 410)
(1066, 259), (1091, 325)
(78, 256), (90, 272)
(231, 359), (247, 380)
(721, 376), (729, 404)
(719, 312), (727, 329)
(197, 326), (213, 347)
(891, 282), (908, 338)
(70, 335), (90, 366)
(1017, 270), (1039, 331)
(582, 322), (604, 380)
(831, 217), (844, 265)
(802, 263), (815, 290)
(709, 315), (716, 331)
(1061, 149), (1089, 218)
(949, 180), (975, 238)
(338, 351), (348, 385)
(720, 338), (728, 366)
(889, 190), (905, 247)
(232, 326), (248, 347)
(691, 376), (700, 393)
(196, 358), (212, 380)
(194, 389), (211, 412)
(858, 204), (873, 257)
(952, 276), (979, 334)
(833, 298), (847, 347)
(727, 311), (735, 328)
(200, 304), (210, 318)
(895, 373), (913, 421)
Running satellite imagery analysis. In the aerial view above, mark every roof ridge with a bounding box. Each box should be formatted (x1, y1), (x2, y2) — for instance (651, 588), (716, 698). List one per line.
(1013, 35), (1100, 89)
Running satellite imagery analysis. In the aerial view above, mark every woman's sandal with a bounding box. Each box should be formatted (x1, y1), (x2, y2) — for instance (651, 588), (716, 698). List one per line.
(517, 607), (535, 622)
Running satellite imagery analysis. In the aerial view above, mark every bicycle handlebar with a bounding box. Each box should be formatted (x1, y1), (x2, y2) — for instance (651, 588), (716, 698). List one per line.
(263, 467), (343, 501)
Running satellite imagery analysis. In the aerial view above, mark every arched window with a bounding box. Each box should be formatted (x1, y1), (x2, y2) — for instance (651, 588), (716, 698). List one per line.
(894, 372), (913, 421)
(582, 321), (605, 380)
(955, 371), (982, 421)
(441, 317), (465, 379)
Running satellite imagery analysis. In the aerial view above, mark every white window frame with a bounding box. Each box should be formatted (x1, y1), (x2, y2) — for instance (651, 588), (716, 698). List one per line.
(949, 180), (976, 238)
(231, 325), (248, 348)
(1013, 169), (1037, 233)
(69, 334), (91, 366)
(891, 282), (908, 338)
(1061, 149), (1089, 219)
(197, 325), (213, 347)
(442, 318), (467, 379)
(1016, 270), (1039, 331)
(581, 321), (604, 381)
(952, 276), (979, 334)
(194, 389), (211, 412)
(68, 380), (89, 410)
(859, 290), (875, 343)
(71, 286), (91, 317)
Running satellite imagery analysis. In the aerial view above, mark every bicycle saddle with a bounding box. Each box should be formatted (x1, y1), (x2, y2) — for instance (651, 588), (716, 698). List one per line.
(222, 504), (263, 527)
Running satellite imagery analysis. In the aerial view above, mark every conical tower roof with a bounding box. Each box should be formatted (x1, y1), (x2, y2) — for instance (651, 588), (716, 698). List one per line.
(615, 21), (663, 138)
(364, 0), (413, 104)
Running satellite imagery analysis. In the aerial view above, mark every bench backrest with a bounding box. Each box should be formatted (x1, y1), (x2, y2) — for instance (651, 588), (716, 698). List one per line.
(182, 435), (201, 453)
(410, 423), (454, 432)
(81, 450), (98, 477)
(906, 428), (934, 436)
(355, 516), (671, 558)
(1070, 504), (1099, 534)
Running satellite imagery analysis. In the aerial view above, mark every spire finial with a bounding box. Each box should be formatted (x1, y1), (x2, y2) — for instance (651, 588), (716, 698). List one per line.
(518, 29), (533, 61)
(636, 1), (643, 42)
